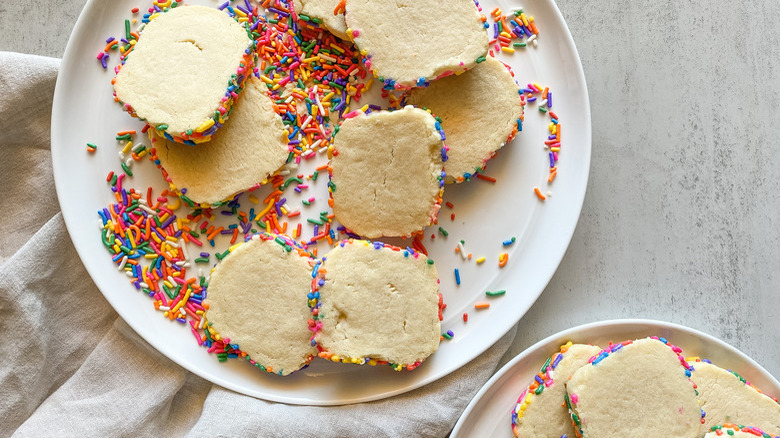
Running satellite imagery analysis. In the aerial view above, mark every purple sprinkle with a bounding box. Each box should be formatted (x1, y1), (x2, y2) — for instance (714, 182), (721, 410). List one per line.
(313, 225), (319, 235)
(200, 252), (210, 257)
(160, 215), (176, 229)
(527, 96), (537, 103)
(236, 5), (250, 15)
(492, 22), (499, 39)
(547, 91), (552, 108)
(106, 36), (115, 44)
(548, 152), (555, 167)
(446, 330), (454, 337)
(220, 210), (233, 216)
(534, 374), (544, 384)
(218, 1), (229, 10)
(220, 229), (232, 235)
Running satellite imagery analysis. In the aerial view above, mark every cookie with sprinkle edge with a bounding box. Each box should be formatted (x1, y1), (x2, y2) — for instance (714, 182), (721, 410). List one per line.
(511, 342), (602, 438)
(310, 239), (442, 371)
(565, 337), (703, 438)
(204, 233), (317, 376)
(344, 0), (488, 89)
(149, 76), (289, 206)
(407, 56), (525, 183)
(114, 5), (254, 144)
(328, 105), (446, 238)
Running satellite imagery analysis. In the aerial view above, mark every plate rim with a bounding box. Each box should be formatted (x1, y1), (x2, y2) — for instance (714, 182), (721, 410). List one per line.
(450, 318), (780, 437)
(51, 0), (593, 405)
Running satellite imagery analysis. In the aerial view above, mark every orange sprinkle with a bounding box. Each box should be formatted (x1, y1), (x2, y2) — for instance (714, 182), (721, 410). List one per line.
(116, 130), (136, 136)
(474, 302), (490, 310)
(548, 170), (558, 183)
(475, 173), (496, 183)
(534, 187), (546, 200)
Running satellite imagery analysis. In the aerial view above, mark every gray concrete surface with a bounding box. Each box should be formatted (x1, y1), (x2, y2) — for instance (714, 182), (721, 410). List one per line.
(1, 0), (777, 378)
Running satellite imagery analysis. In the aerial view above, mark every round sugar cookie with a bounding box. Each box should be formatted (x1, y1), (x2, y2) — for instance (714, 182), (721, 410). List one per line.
(511, 342), (602, 438)
(565, 337), (703, 438)
(310, 239), (442, 370)
(114, 5), (253, 144)
(293, 0), (349, 40)
(406, 56), (524, 183)
(344, 0), (488, 89)
(204, 233), (316, 376)
(329, 106), (446, 238)
(149, 76), (289, 206)
(704, 424), (779, 438)
(691, 360), (780, 435)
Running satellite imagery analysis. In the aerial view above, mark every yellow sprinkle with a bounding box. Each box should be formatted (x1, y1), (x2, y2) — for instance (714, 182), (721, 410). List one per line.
(501, 47), (515, 53)
(195, 119), (215, 133)
(248, 195), (259, 204)
(228, 243), (242, 252)
(476, 257), (486, 264)
(550, 147), (560, 152)
(122, 141), (133, 154)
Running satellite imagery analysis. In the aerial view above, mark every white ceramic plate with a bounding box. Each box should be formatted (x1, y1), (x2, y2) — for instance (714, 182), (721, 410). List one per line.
(451, 319), (780, 437)
(51, 0), (590, 404)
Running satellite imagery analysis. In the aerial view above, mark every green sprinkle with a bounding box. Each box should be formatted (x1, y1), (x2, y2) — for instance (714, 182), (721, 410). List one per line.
(300, 14), (311, 21)
(476, 56), (487, 63)
(438, 227), (449, 237)
(426, 259), (434, 265)
(442, 332), (453, 340)
(120, 161), (133, 176)
(541, 356), (552, 372)
(157, 124), (168, 130)
(115, 134), (132, 141)
(125, 19), (131, 40)
(307, 218), (324, 226)
(534, 384), (544, 395)
(312, 170), (319, 181)
(194, 257), (210, 264)
(311, 17), (322, 24)
(180, 195), (195, 208)
(283, 176), (303, 189)
(486, 290), (506, 297)
(87, 142), (98, 150)
(513, 42), (527, 48)
(302, 200), (311, 206)
(539, 106), (548, 113)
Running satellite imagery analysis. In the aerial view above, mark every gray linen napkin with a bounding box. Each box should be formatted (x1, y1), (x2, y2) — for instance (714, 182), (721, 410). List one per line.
(0, 51), (517, 438)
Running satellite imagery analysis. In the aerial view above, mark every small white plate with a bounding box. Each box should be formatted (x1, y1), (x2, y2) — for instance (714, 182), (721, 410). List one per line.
(451, 319), (780, 438)
(52, 0), (590, 404)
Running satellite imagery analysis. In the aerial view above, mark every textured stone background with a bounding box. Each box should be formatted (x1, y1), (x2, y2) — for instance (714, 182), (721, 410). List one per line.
(1, 0), (777, 379)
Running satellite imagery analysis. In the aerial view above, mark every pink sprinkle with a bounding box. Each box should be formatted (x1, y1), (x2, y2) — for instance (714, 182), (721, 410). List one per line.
(570, 393), (578, 404)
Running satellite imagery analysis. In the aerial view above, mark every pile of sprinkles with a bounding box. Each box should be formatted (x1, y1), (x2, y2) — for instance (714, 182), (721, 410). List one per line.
(519, 81), (561, 201)
(488, 6), (539, 56)
(90, 0), (569, 373)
